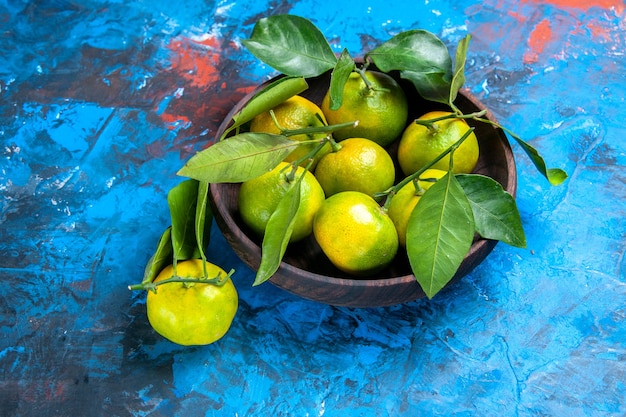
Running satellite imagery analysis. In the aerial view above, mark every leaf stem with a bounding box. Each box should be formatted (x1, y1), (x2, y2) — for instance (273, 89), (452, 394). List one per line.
(413, 109), (487, 128)
(471, 115), (518, 141)
(471, 116), (567, 186)
(281, 120), (358, 137)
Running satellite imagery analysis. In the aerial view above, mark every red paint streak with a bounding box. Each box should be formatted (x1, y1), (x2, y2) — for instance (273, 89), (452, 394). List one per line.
(158, 35), (223, 132)
(167, 35), (221, 88)
(21, 380), (69, 403)
(507, 11), (528, 23)
(233, 85), (258, 104)
(521, 0), (623, 12)
(46, 380), (67, 401)
(159, 111), (192, 130)
(154, 34), (259, 145)
(586, 21), (614, 42)
(524, 19), (553, 64)
(522, 0), (624, 11)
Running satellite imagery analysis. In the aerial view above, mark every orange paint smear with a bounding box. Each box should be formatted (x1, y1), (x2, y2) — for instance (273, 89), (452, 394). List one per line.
(158, 35), (222, 130)
(523, 19), (553, 64)
(168, 35), (221, 87)
(237, 85), (257, 94)
(160, 112), (192, 129)
(586, 21), (614, 42)
(521, 0), (624, 12)
(507, 11), (528, 23)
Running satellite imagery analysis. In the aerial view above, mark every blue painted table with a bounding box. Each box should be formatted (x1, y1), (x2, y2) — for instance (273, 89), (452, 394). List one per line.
(1, 1), (625, 416)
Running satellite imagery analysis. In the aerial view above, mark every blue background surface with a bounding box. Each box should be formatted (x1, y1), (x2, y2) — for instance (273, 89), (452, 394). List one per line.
(1, 0), (625, 416)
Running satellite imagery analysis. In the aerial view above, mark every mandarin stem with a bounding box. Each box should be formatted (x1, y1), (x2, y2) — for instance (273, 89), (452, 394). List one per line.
(328, 136), (342, 152)
(128, 269), (235, 292)
(355, 67), (373, 90)
(380, 127), (476, 209)
(288, 136), (332, 168)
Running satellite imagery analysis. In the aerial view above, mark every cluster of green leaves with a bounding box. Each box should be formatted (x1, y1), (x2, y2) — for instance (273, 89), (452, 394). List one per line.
(174, 14), (566, 299)
(129, 179), (221, 292)
(240, 15), (566, 185)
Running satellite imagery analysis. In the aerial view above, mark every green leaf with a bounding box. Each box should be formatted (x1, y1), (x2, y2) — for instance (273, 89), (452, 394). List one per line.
(168, 179), (201, 262)
(224, 76), (309, 139)
(449, 34), (471, 104)
(545, 167), (568, 185)
(366, 30), (452, 74)
(242, 15), (337, 77)
(142, 226), (173, 284)
(254, 178), (302, 286)
(328, 49), (356, 110)
(400, 70), (451, 104)
(457, 174), (526, 248)
(194, 180), (213, 262)
(406, 172), (475, 299)
(177, 133), (299, 183)
(365, 30), (453, 103)
(505, 130), (568, 186)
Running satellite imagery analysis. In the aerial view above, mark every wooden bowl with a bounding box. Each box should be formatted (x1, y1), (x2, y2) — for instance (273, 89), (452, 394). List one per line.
(208, 69), (516, 307)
